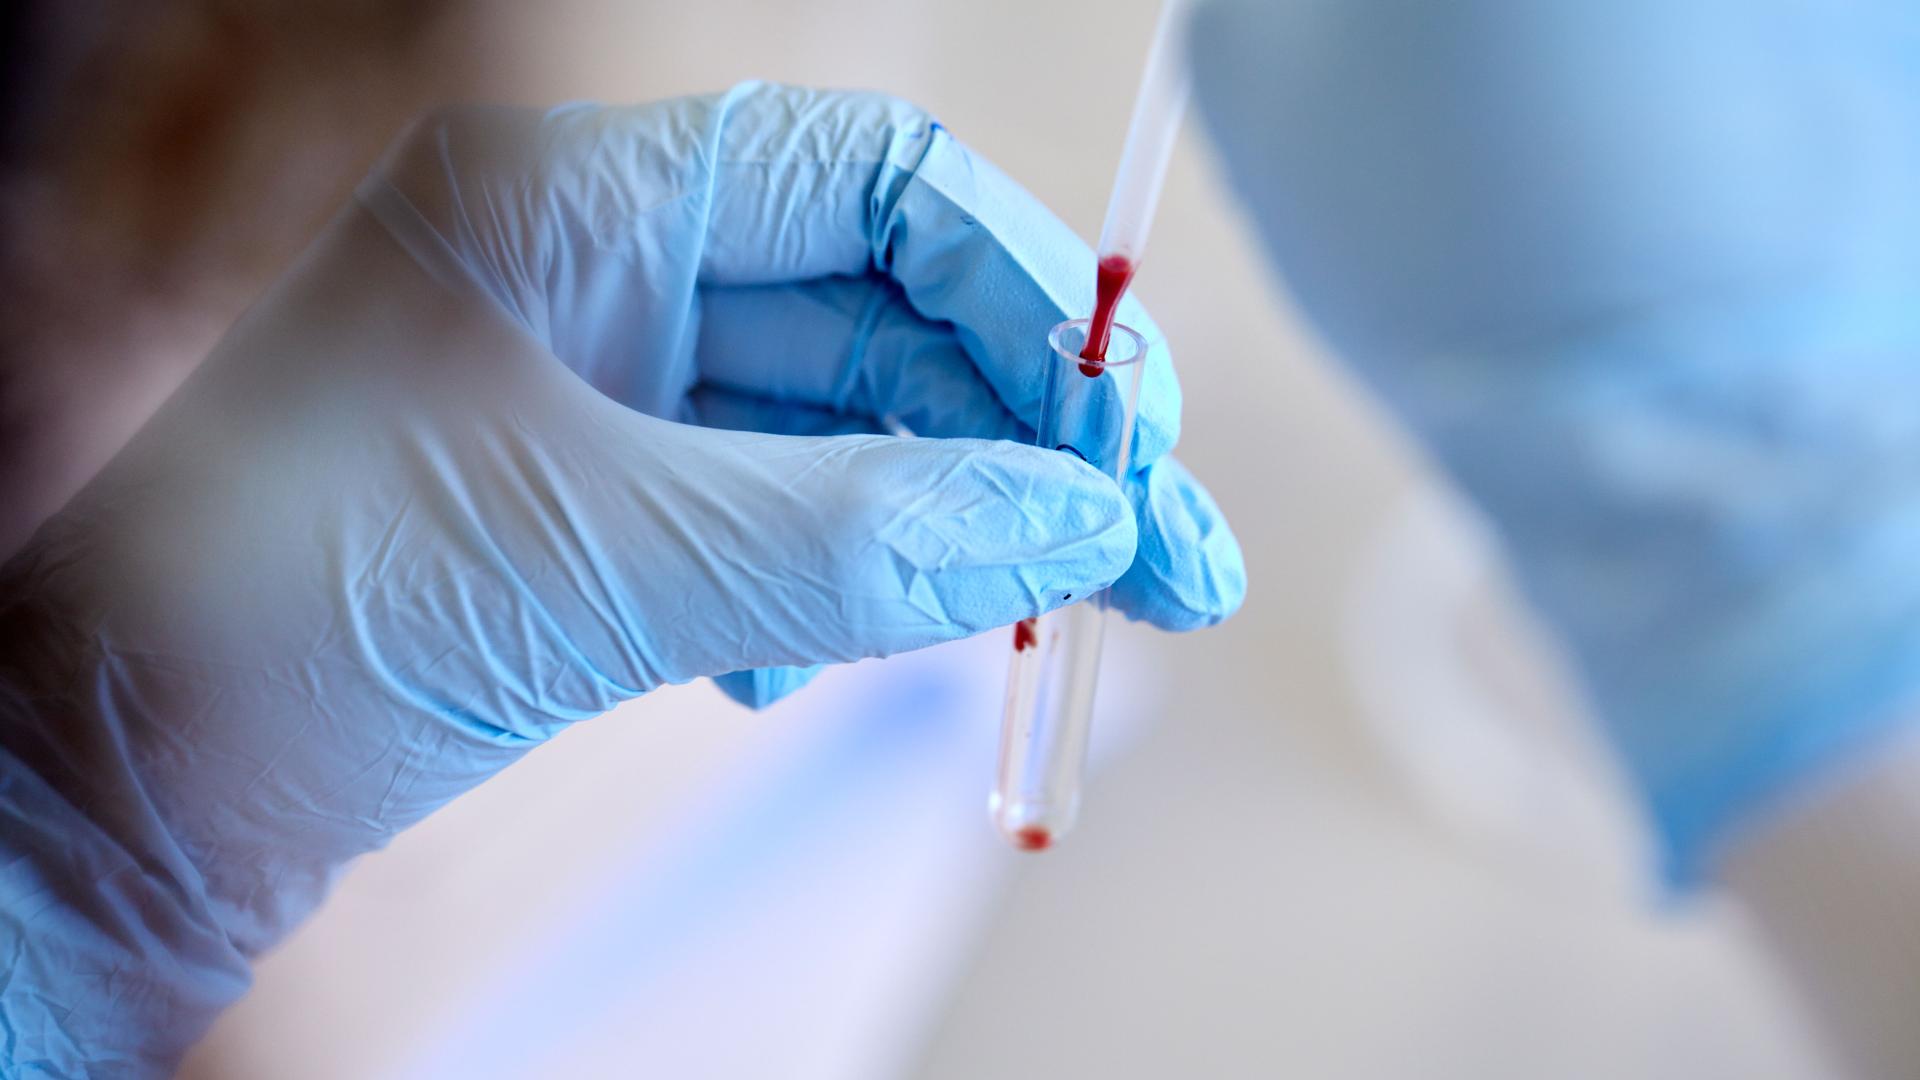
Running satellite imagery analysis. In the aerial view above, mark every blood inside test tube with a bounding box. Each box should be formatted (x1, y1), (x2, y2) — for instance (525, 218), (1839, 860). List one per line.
(1014, 826), (1053, 851)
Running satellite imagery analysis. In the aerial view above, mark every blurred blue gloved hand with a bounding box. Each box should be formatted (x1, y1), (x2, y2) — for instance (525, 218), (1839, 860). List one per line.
(0, 83), (1243, 1075)
(1190, 0), (1920, 881)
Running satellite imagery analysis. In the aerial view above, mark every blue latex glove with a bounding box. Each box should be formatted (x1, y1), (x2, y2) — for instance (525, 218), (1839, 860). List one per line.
(1190, 0), (1920, 882)
(0, 83), (1243, 1075)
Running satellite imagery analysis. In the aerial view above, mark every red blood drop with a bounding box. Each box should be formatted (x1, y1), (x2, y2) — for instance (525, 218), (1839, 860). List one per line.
(1079, 254), (1136, 369)
(1012, 617), (1038, 652)
(1014, 826), (1053, 852)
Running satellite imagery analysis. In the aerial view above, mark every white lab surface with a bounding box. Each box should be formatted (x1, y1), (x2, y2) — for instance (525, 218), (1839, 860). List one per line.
(179, 1), (1840, 1076)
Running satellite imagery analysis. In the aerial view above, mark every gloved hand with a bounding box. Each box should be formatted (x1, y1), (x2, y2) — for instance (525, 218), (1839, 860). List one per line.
(1189, 0), (1920, 882)
(0, 82), (1243, 1075)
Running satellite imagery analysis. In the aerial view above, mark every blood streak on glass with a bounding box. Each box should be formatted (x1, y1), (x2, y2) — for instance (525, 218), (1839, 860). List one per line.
(1012, 617), (1039, 652)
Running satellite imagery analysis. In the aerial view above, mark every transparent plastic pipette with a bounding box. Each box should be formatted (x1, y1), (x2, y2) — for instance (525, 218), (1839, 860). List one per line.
(1081, 0), (1193, 364)
(992, 0), (1191, 852)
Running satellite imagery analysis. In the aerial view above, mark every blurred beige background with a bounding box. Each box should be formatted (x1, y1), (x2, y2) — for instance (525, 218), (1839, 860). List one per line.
(17, 0), (1833, 1075)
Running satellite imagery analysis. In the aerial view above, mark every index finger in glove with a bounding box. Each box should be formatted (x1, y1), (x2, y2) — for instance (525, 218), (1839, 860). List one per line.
(693, 83), (1182, 475)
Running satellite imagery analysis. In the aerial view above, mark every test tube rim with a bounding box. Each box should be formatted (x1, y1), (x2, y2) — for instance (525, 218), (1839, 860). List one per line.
(1047, 318), (1149, 368)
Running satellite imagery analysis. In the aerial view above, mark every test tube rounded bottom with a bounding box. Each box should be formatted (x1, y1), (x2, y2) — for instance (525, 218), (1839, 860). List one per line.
(992, 599), (1110, 849)
(991, 317), (1147, 852)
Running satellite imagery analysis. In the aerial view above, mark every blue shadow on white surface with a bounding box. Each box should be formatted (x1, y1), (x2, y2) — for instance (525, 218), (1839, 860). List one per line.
(387, 629), (1160, 1080)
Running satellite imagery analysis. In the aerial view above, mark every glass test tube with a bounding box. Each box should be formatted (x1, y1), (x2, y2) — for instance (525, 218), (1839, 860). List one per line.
(992, 317), (1148, 852)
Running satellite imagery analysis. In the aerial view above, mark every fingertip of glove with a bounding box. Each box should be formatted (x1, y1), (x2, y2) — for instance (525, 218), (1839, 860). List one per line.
(713, 665), (823, 709)
(1020, 444), (1138, 587)
(891, 439), (1137, 629)
(742, 435), (1139, 656)
(1111, 458), (1247, 632)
